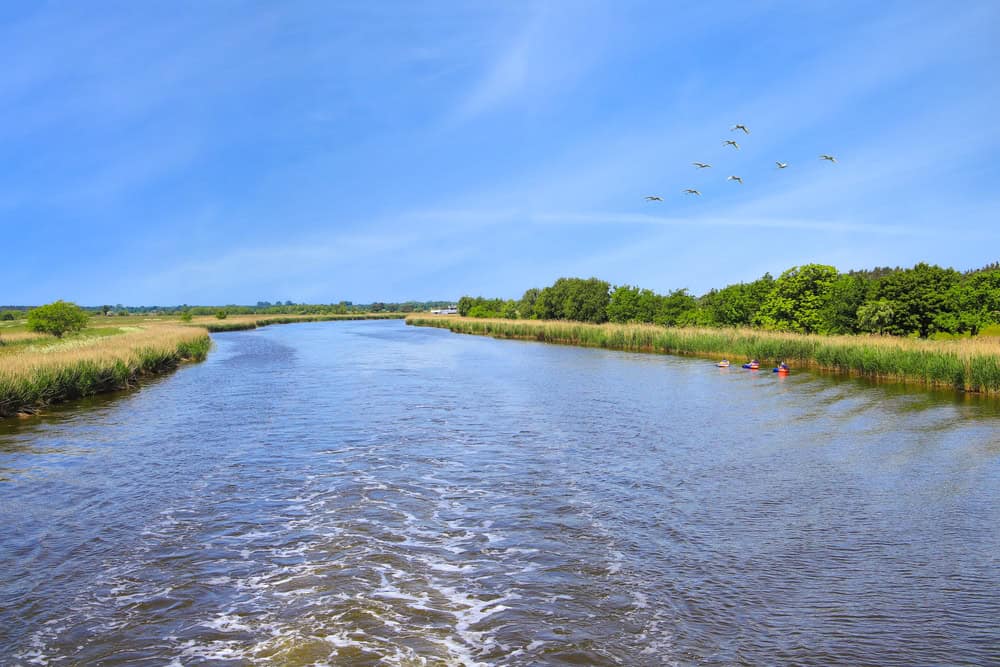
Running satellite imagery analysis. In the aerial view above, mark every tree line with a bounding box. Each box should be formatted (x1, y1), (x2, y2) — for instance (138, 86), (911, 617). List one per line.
(2, 301), (457, 319)
(457, 262), (1000, 338)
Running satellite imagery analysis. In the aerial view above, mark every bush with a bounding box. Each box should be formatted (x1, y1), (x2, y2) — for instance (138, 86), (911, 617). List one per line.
(1, 311), (17, 321)
(26, 300), (89, 338)
(180, 311), (193, 322)
(215, 310), (228, 320)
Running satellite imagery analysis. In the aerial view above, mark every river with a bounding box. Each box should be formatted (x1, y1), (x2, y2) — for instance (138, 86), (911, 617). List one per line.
(1, 319), (998, 666)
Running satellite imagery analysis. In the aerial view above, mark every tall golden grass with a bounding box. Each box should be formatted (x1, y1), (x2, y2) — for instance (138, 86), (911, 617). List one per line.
(0, 330), (49, 345)
(0, 325), (210, 417)
(406, 315), (1000, 394)
(196, 313), (406, 332)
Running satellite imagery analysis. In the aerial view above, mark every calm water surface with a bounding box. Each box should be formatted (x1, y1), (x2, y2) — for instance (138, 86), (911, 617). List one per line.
(1, 320), (999, 666)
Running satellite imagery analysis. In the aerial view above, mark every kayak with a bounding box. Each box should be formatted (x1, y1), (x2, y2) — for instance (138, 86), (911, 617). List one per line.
(716, 361), (730, 367)
(742, 362), (760, 370)
(773, 367), (790, 374)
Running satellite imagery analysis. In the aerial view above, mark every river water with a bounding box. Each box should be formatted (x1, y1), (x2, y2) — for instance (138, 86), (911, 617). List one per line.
(1, 320), (998, 666)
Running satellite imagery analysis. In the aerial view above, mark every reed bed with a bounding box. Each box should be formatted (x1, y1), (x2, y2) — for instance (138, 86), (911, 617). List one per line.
(199, 313), (405, 332)
(406, 316), (1000, 394)
(0, 330), (50, 345)
(0, 325), (210, 417)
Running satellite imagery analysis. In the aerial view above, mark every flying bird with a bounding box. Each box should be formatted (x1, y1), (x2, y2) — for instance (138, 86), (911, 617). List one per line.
(731, 124), (750, 134)
(820, 154), (837, 163)
(727, 175), (743, 184)
(776, 161), (788, 169)
(692, 162), (712, 169)
(683, 188), (701, 196)
(644, 195), (663, 201)
(723, 140), (740, 149)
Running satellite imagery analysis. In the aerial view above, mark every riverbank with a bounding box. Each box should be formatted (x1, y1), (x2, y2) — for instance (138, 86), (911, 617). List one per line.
(0, 325), (211, 418)
(0, 313), (406, 418)
(406, 315), (1000, 394)
(199, 313), (405, 332)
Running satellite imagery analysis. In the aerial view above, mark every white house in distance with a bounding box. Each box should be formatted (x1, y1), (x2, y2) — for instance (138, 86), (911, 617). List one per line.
(430, 306), (458, 315)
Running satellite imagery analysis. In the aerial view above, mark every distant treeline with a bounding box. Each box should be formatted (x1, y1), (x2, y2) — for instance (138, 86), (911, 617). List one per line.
(2, 301), (455, 319)
(457, 262), (1000, 339)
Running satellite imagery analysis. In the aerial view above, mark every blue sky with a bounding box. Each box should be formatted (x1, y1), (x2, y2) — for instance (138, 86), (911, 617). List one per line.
(2, 1), (998, 305)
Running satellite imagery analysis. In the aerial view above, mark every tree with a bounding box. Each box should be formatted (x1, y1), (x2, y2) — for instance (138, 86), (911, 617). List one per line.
(700, 274), (774, 327)
(949, 269), (1000, 335)
(26, 300), (89, 338)
(654, 289), (697, 326)
(608, 285), (660, 323)
(534, 277), (610, 323)
(856, 298), (895, 335)
(518, 288), (540, 319)
(755, 264), (839, 333)
(869, 263), (961, 337)
(818, 273), (868, 334)
(215, 310), (228, 319)
(457, 296), (475, 316)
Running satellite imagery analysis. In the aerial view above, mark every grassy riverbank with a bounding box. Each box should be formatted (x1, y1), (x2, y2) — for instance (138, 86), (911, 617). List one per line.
(199, 312), (405, 332)
(0, 312), (405, 417)
(406, 315), (1000, 394)
(0, 324), (210, 417)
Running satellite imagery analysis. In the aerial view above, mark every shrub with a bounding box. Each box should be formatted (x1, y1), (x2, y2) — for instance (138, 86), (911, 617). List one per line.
(215, 310), (228, 320)
(26, 300), (89, 338)
(180, 311), (193, 322)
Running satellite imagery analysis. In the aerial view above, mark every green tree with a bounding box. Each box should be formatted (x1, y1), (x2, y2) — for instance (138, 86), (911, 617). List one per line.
(700, 274), (774, 327)
(534, 277), (610, 323)
(950, 269), (1000, 334)
(654, 289), (697, 326)
(215, 310), (228, 319)
(518, 288), (540, 319)
(856, 298), (895, 335)
(26, 300), (89, 338)
(869, 263), (961, 337)
(755, 264), (839, 333)
(457, 296), (475, 317)
(819, 273), (869, 334)
(608, 285), (659, 323)
(180, 311), (193, 322)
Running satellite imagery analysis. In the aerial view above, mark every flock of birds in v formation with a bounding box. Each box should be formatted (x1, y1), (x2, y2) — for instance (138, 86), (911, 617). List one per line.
(644, 124), (836, 200)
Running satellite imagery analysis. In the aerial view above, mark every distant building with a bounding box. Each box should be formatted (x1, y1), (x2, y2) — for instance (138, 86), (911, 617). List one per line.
(430, 307), (458, 315)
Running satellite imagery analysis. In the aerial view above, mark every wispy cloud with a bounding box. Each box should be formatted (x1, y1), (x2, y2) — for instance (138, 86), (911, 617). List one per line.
(450, 3), (612, 123)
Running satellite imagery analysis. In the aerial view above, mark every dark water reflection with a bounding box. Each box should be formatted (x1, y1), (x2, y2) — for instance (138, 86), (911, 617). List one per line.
(1, 320), (998, 666)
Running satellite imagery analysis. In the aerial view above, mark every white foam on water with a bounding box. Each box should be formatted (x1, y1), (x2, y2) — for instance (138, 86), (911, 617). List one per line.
(608, 549), (625, 575)
(201, 612), (253, 633)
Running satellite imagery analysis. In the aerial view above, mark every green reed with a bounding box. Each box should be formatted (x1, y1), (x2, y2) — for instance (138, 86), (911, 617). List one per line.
(406, 316), (1000, 394)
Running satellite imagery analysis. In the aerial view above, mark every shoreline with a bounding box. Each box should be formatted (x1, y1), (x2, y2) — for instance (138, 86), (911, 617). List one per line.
(405, 315), (1000, 395)
(200, 313), (405, 332)
(1, 314), (405, 419)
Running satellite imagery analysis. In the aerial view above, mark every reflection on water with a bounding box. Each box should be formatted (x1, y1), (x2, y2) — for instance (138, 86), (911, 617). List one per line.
(1, 320), (999, 666)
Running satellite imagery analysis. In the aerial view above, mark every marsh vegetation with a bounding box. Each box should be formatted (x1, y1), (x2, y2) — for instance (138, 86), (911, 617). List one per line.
(407, 315), (1000, 394)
